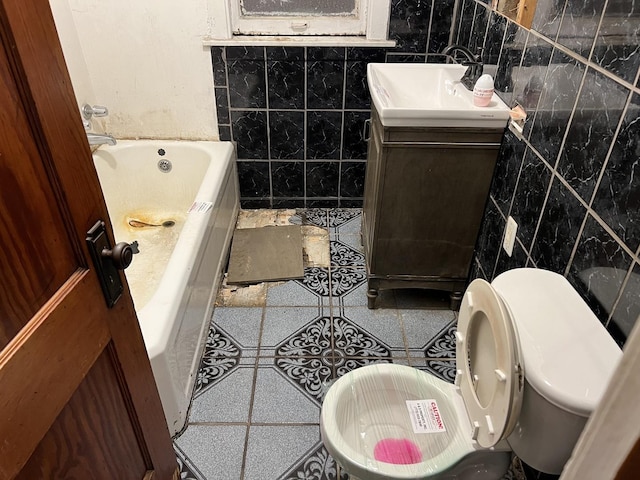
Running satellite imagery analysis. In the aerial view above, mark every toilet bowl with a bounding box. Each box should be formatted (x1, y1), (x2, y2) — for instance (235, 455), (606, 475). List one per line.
(320, 268), (622, 480)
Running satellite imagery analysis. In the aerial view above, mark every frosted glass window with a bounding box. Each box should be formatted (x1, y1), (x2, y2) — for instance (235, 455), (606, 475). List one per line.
(226, 0), (390, 38)
(242, 0), (357, 16)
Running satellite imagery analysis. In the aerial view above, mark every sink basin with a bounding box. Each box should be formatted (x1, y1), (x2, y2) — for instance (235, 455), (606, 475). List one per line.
(367, 63), (510, 128)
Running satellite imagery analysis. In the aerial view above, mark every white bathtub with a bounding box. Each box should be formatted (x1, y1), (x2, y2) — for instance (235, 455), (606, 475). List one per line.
(93, 140), (239, 436)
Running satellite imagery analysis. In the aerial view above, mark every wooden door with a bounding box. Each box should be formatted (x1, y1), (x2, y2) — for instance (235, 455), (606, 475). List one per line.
(0, 1), (177, 479)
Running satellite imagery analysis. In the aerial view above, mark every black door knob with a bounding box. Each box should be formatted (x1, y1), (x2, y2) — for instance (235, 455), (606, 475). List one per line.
(102, 241), (139, 270)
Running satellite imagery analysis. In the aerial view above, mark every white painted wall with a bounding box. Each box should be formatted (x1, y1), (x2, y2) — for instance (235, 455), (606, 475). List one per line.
(50, 0), (218, 140)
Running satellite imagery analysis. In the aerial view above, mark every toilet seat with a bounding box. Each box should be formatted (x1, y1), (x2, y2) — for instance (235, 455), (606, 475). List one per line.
(320, 364), (481, 479)
(456, 279), (524, 448)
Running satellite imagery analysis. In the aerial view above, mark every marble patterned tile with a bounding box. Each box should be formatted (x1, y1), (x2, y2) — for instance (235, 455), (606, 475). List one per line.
(468, 2), (490, 54)
(215, 87), (229, 124)
(388, 0), (430, 53)
(226, 46), (265, 61)
(455, 0), (477, 47)
(429, 0), (455, 54)
(228, 58), (266, 109)
(340, 162), (367, 199)
(512, 34), (553, 115)
(267, 47), (305, 110)
(342, 111), (369, 160)
(232, 111), (269, 160)
(475, 198), (504, 281)
(530, 0), (564, 40)
(269, 111), (305, 160)
(532, 177), (586, 273)
(306, 162), (340, 198)
(306, 111), (343, 160)
(482, 11), (507, 67)
(345, 48), (385, 109)
(307, 48), (345, 110)
(494, 22), (527, 106)
(556, 0), (604, 59)
(568, 215), (632, 324)
(272, 161), (304, 198)
(490, 129), (527, 214)
(237, 160), (270, 197)
(609, 263), (640, 346)
(528, 50), (586, 165)
(218, 125), (231, 142)
(556, 68), (629, 203)
(591, 1), (640, 84)
(211, 46), (227, 87)
(509, 148), (553, 251)
(592, 94), (640, 252)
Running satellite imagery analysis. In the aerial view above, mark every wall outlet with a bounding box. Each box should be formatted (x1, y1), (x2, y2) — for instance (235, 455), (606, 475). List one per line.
(503, 216), (518, 257)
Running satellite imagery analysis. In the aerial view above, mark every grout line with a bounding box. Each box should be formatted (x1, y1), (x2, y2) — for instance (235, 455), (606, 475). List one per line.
(238, 303), (266, 480)
(425, 0), (436, 56)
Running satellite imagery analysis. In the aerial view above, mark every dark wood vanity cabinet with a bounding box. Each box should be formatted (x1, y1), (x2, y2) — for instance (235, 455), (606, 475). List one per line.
(362, 107), (505, 309)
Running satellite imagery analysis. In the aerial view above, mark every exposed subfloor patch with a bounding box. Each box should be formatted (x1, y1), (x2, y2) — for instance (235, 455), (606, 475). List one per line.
(215, 209), (330, 307)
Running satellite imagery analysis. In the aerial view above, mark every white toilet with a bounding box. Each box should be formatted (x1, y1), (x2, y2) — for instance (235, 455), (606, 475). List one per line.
(320, 268), (622, 479)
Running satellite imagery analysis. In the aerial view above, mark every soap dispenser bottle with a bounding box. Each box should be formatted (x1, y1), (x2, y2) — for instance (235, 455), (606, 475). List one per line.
(473, 74), (494, 107)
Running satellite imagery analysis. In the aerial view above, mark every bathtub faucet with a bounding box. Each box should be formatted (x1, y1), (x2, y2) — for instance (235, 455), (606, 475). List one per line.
(441, 44), (483, 91)
(87, 132), (117, 146)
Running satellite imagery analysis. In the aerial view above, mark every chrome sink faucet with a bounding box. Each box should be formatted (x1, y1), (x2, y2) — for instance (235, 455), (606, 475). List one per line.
(441, 45), (483, 91)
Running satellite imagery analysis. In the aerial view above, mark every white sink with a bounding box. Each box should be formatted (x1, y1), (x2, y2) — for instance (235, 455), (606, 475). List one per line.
(367, 63), (510, 128)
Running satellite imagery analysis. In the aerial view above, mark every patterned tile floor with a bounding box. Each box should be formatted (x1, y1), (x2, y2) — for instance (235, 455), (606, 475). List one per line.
(173, 209), (523, 480)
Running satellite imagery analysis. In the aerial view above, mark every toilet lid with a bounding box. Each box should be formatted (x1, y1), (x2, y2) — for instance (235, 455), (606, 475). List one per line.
(456, 279), (524, 448)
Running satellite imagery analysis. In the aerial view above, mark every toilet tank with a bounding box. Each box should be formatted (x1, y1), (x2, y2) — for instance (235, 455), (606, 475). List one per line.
(491, 268), (622, 474)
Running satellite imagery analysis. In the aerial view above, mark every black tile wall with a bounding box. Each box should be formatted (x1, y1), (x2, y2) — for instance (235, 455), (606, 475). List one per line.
(212, 4), (456, 209)
(455, 2), (640, 432)
(211, 2), (640, 418)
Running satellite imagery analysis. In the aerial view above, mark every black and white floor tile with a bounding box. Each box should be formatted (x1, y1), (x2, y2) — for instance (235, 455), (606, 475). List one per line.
(174, 209), (524, 479)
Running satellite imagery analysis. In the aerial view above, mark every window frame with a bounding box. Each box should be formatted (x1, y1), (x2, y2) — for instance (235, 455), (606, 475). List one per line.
(232, 0), (366, 36)
(208, 0), (391, 42)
